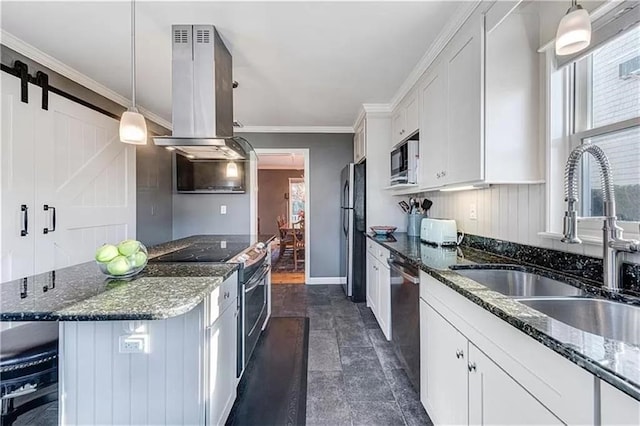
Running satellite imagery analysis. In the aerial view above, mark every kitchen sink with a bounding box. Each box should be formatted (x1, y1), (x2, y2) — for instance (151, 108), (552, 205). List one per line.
(453, 268), (586, 298)
(519, 298), (640, 346)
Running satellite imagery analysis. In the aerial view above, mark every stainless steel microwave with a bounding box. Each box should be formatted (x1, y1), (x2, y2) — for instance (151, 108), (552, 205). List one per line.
(390, 139), (418, 186)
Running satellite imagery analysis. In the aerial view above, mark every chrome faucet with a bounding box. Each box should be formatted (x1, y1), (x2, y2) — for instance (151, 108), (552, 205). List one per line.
(562, 144), (640, 292)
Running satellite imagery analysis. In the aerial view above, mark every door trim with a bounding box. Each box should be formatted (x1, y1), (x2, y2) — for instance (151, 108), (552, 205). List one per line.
(251, 148), (310, 285)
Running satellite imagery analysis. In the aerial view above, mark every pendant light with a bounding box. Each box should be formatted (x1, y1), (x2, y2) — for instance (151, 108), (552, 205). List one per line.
(555, 0), (592, 56)
(119, 0), (147, 144)
(226, 161), (238, 178)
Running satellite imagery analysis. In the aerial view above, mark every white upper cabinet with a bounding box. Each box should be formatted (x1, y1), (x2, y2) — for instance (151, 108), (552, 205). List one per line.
(354, 118), (366, 163)
(484, 1), (542, 183)
(391, 92), (419, 148)
(445, 14), (484, 186)
(419, 63), (448, 189)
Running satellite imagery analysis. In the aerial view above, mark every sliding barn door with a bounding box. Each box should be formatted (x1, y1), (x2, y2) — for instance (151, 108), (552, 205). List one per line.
(0, 73), (38, 281)
(34, 91), (136, 273)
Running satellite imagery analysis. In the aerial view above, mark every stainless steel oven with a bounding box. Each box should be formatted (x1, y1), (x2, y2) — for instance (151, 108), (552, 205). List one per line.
(390, 139), (418, 186)
(389, 256), (421, 391)
(234, 246), (270, 378)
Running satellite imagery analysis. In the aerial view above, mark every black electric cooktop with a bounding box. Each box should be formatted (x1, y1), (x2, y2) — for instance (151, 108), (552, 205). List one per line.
(150, 243), (250, 263)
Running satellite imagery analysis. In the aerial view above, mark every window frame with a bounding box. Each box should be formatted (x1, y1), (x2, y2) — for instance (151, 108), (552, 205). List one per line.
(544, 29), (640, 244)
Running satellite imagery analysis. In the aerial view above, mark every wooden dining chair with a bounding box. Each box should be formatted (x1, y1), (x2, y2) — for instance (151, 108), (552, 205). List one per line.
(293, 219), (305, 271)
(277, 215), (294, 260)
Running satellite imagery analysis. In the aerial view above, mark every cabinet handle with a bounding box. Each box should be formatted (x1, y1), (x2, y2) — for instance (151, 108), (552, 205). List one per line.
(20, 205), (28, 236)
(456, 349), (464, 359)
(468, 362), (476, 372)
(43, 205), (56, 234)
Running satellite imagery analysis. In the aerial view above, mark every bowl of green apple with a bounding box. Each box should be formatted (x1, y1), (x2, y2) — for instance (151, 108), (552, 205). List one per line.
(95, 239), (148, 278)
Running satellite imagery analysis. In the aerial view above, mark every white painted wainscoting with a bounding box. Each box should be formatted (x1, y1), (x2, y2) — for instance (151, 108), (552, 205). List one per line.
(423, 184), (640, 264)
(59, 306), (206, 425)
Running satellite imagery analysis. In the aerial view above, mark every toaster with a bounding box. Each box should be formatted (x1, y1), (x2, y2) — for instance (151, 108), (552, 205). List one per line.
(420, 218), (458, 246)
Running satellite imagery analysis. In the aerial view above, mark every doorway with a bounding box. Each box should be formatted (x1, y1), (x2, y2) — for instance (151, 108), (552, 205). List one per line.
(251, 149), (310, 284)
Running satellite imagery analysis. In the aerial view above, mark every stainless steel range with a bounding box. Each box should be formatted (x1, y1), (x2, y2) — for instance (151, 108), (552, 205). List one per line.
(149, 239), (270, 378)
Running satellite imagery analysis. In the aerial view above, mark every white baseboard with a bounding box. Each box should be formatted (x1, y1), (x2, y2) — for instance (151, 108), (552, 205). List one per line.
(305, 277), (346, 285)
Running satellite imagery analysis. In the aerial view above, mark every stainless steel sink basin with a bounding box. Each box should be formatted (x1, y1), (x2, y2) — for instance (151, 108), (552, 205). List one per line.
(519, 298), (640, 346)
(453, 268), (585, 297)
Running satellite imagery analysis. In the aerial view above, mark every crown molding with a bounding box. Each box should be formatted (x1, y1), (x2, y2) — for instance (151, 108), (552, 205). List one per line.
(238, 125), (353, 134)
(388, 0), (481, 111)
(1, 29), (172, 130)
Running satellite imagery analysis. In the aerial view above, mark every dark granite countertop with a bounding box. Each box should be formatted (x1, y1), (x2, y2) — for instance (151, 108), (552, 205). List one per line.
(0, 234), (276, 321)
(366, 232), (640, 401)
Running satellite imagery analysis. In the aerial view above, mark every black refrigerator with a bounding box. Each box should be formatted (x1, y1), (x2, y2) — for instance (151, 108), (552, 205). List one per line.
(340, 162), (366, 302)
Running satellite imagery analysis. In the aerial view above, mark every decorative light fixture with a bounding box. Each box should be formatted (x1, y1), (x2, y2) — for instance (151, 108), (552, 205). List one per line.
(555, 0), (592, 56)
(226, 161), (238, 178)
(119, 0), (147, 144)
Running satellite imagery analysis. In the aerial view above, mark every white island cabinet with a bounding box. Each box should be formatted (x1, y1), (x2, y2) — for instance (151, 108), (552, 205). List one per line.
(60, 272), (239, 426)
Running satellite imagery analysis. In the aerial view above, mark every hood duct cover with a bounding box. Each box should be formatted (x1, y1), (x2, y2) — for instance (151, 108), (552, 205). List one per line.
(153, 25), (253, 160)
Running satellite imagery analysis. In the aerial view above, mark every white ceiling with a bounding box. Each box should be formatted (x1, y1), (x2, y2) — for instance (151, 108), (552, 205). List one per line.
(1, 1), (464, 128)
(258, 153), (304, 169)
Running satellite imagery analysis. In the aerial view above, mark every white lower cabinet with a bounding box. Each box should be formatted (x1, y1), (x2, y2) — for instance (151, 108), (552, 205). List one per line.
(366, 241), (391, 340)
(467, 343), (561, 425)
(600, 381), (640, 425)
(421, 301), (468, 425)
(207, 302), (238, 425)
(420, 271), (595, 425)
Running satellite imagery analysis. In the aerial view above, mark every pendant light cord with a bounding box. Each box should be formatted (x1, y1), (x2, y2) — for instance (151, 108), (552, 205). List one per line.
(131, 0), (137, 108)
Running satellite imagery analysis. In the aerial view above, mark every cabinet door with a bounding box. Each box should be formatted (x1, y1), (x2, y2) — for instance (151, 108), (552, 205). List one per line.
(423, 302), (468, 425)
(405, 94), (419, 137)
(207, 304), (237, 426)
(600, 381), (640, 425)
(353, 132), (359, 163)
(391, 109), (406, 147)
(446, 15), (484, 185)
(366, 252), (378, 314)
(468, 343), (562, 425)
(378, 261), (391, 340)
(1, 73), (37, 281)
(419, 65), (448, 189)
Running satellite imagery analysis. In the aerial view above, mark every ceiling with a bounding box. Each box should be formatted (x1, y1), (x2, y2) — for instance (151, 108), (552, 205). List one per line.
(258, 153), (304, 170)
(1, 1), (464, 128)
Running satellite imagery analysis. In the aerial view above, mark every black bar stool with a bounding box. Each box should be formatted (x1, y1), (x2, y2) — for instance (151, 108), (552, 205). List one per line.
(1, 322), (58, 426)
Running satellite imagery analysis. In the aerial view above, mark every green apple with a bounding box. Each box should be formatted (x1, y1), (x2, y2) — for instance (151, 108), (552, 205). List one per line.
(107, 255), (131, 276)
(130, 251), (147, 268)
(117, 239), (140, 256)
(95, 244), (119, 263)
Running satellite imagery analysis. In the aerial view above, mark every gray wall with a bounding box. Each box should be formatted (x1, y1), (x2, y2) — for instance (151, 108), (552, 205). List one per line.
(136, 141), (174, 246)
(172, 133), (353, 278)
(258, 169), (304, 237)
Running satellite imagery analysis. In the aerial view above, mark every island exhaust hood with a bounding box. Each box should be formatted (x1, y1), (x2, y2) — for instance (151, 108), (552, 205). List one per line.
(153, 25), (252, 160)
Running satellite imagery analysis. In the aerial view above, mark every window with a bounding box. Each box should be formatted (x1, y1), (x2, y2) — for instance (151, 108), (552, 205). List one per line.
(571, 25), (640, 225)
(288, 178), (305, 224)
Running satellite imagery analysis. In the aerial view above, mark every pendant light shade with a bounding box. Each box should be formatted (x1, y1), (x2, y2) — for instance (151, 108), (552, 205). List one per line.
(555, 2), (591, 56)
(120, 0), (147, 144)
(120, 108), (148, 144)
(226, 161), (238, 178)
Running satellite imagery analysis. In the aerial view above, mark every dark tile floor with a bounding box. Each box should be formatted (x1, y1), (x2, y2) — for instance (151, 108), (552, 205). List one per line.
(271, 284), (433, 426)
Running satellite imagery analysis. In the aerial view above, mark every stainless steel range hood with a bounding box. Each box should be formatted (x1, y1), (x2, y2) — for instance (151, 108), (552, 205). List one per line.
(153, 25), (252, 160)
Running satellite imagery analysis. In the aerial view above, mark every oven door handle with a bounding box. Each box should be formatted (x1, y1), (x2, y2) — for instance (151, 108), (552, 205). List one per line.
(244, 264), (271, 293)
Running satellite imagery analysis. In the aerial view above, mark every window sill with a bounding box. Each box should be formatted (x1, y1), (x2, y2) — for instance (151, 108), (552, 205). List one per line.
(538, 232), (604, 246)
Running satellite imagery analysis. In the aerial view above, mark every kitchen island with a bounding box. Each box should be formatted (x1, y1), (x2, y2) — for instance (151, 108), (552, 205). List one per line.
(0, 234), (275, 425)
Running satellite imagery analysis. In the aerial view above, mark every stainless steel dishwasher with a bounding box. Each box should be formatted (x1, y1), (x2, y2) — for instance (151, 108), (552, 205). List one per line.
(388, 256), (421, 391)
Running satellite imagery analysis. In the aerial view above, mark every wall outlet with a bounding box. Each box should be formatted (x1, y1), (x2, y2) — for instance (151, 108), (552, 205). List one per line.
(119, 334), (149, 354)
(220, 205), (227, 215)
(469, 203), (477, 220)
(220, 241), (227, 249)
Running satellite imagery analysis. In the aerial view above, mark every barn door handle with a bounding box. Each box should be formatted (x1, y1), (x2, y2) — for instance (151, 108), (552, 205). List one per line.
(43, 205), (56, 234)
(21, 205), (28, 236)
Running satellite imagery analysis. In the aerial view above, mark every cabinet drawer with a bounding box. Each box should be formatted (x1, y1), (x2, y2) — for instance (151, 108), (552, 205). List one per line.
(210, 271), (238, 324)
(368, 240), (390, 263)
